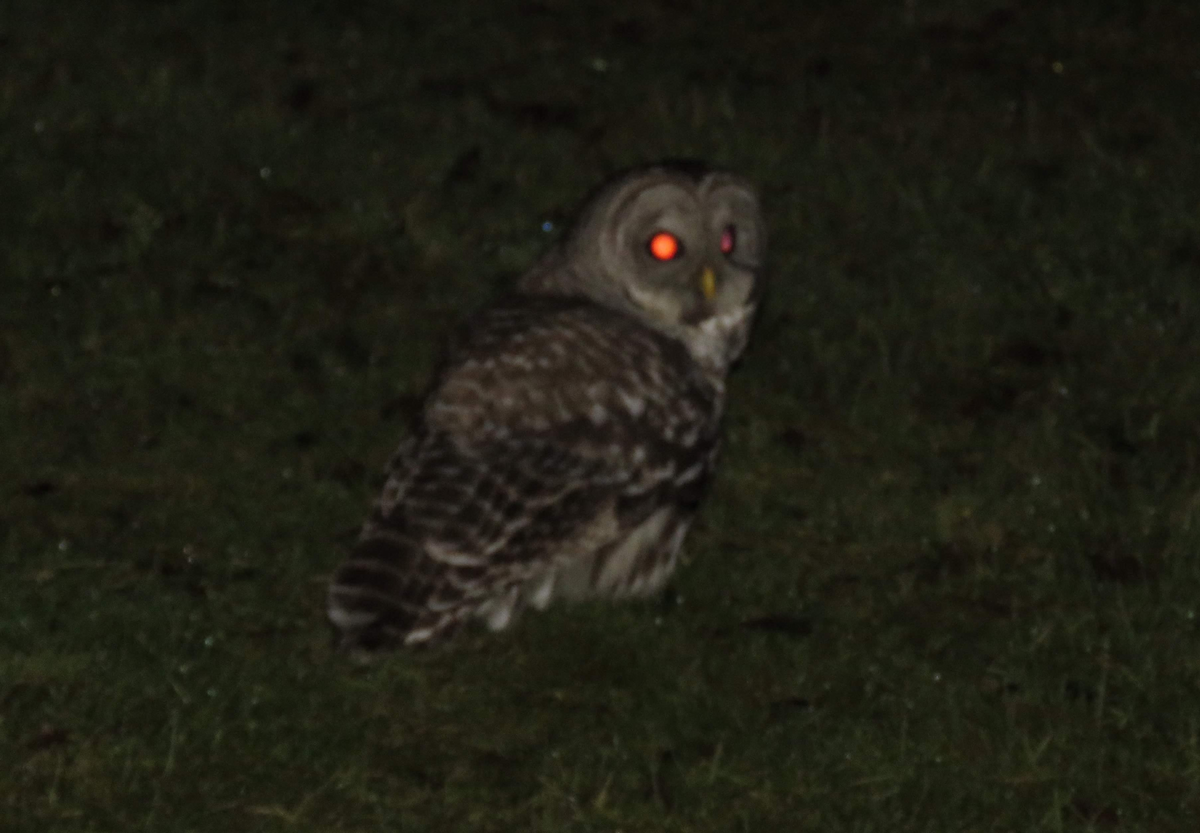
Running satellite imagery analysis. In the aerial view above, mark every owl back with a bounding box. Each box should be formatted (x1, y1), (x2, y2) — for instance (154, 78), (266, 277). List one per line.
(327, 296), (725, 650)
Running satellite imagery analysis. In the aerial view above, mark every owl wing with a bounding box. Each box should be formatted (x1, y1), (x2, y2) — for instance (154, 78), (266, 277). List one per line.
(327, 296), (721, 649)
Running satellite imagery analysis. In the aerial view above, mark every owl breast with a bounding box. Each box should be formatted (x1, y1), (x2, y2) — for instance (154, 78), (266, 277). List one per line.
(550, 505), (691, 601)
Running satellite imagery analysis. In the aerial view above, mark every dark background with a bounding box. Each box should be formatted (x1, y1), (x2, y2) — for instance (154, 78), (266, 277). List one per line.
(3, 1), (1199, 829)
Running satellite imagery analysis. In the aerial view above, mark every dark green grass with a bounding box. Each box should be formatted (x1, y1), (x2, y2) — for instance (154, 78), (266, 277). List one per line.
(3, 0), (1199, 829)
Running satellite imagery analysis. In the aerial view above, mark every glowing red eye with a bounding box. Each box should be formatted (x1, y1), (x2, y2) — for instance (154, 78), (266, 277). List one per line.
(720, 225), (736, 255)
(648, 231), (681, 261)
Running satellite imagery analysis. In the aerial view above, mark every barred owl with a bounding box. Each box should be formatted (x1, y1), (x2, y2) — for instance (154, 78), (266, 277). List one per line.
(328, 163), (766, 650)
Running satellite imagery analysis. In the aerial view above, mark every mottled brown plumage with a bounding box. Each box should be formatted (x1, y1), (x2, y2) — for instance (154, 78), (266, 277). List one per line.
(327, 164), (765, 650)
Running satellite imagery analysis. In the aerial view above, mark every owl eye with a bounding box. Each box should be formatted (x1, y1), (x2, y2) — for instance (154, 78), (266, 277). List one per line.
(720, 225), (736, 256)
(647, 231), (683, 261)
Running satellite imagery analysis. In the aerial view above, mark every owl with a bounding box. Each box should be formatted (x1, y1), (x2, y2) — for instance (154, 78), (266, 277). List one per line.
(327, 163), (766, 650)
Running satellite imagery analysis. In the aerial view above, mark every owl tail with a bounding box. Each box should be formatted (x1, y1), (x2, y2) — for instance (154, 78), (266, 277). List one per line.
(327, 536), (452, 652)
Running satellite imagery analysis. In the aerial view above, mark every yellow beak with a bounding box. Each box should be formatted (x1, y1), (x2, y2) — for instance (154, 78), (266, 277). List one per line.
(700, 266), (717, 301)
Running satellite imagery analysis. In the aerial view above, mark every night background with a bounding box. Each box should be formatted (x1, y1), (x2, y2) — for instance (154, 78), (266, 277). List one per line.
(3, 0), (1199, 829)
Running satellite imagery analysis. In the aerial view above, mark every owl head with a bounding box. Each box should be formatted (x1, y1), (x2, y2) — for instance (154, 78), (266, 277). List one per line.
(519, 163), (766, 376)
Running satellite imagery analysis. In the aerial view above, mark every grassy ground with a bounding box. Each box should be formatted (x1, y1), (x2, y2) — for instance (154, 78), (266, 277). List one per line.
(3, 0), (1199, 830)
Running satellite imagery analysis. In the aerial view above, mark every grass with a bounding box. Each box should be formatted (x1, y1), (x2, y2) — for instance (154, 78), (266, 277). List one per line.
(3, 0), (1199, 829)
